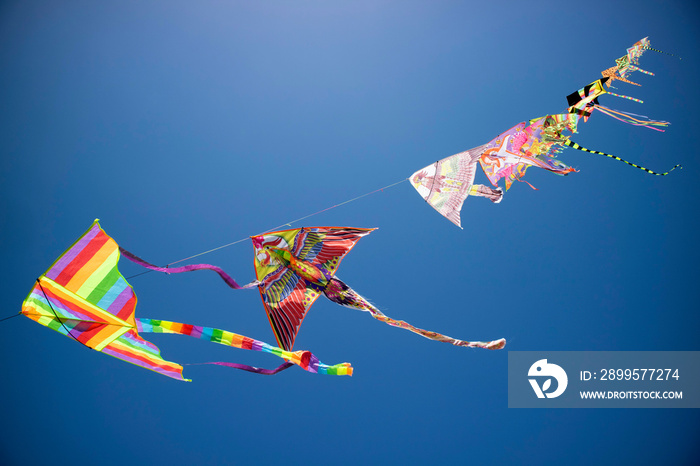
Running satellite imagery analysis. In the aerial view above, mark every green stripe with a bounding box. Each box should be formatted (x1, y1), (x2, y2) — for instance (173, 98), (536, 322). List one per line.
(211, 328), (224, 343)
(86, 266), (121, 305)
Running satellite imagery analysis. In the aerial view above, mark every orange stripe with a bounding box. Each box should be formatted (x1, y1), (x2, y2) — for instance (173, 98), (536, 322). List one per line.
(169, 322), (185, 334)
(229, 333), (244, 347)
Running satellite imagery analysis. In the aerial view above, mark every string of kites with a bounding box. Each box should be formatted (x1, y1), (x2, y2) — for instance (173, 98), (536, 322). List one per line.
(20, 37), (682, 381)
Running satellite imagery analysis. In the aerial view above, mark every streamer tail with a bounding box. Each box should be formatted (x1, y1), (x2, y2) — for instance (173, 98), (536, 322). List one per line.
(120, 247), (259, 289)
(564, 140), (682, 176)
(137, 318), (353, 376)
(323, 278), (505, 350)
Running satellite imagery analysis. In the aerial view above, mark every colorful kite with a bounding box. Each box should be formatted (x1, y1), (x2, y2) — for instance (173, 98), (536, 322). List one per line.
(251, 226), (505, 351)
(21, 220), (353, 381)
(478, 114), (579, 190)
(599, 37), (677, 87)
(565, 77), (667, 130)
(558, 38), (682, 175)
(410, 114), (579, 227)
(410, 37), (682, 227)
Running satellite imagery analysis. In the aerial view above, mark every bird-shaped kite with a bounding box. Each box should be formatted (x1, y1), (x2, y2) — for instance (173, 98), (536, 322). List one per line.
(251, 226), (505, 351)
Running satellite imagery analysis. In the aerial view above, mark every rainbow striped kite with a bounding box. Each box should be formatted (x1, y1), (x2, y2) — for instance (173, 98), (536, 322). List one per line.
(21, 220), (352, 381)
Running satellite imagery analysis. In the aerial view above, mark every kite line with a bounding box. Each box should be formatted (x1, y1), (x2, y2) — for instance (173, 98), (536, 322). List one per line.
(36, 279), (82, 345)
(126, 177), (407, 278)
(0, 313), (20, 323)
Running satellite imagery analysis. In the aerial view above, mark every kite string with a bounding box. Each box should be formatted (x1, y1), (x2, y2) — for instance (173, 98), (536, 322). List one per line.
(165, 177), (408, 266)
(0, 313), (21, 323)
(36, 279), (84, 345)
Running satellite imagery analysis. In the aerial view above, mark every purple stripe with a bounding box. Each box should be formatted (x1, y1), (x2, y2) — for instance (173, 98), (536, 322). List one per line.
(252, 341), (263, 351)
(189, 326), (203, 339)
(308, 355), (320, 374)
(46, 224), (101, 280)
(105, 286), (134, 315)
(119, 247), (258, 290)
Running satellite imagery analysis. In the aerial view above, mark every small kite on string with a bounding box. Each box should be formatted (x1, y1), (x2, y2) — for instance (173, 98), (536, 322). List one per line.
(409, 144), (503, 228)
(600, 36), (679, 87)
(560, 37), (682, 175)
(251, 226), (505, 351)
(21, 220), (352, 381)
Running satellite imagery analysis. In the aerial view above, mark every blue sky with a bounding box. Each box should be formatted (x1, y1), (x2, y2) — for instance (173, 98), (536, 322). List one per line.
(1, 1), (699, 464)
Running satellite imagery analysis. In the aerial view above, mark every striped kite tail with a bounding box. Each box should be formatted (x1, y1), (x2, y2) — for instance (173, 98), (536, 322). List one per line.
(606, 91), (643, 104)
(563, 140), (682, 176)
(643, 46), (682, 60)
(627, 65), (654, 76)
(137, 318), (353, 376)
(592, 105), (669, 132)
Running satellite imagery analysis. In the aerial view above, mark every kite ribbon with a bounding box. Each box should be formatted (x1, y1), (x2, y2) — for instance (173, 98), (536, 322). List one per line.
(642, 46), (682, 60)
(324, 278), (506, 350)
(592, 106), (669, 131)
(137, 318), (353, 376)
(187, 361), (294, 375)
(564, 140), (682, 176)
(367, 310), (506, 350)
(120, 247), (259, 290)
(626, 65), (654, 76)
(606, 91), (643, 104)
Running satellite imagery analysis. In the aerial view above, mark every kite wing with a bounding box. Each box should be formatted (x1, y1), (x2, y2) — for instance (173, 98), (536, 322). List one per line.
(252, 227), (374, 350)
(21, 220), (353, 380)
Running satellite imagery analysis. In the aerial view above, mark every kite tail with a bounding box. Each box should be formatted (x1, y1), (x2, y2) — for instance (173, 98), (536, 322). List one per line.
(592, 105), (669, 131)
(642, 46), (682, 60)
(564, 140), (682, 176)
(323, 278), (505, 350)
(120, 247), (259, 290)
(137, 318), (353, 376)
(469, 184), (504, 203)
(606, 91), (643, 104)
(186, 361), (294, 375)
(627, 65), (654, 76)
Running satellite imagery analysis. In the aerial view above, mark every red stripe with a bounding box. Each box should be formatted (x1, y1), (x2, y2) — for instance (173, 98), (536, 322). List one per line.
(299, 351), (310, 370)
(54, 230), (110, 286)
